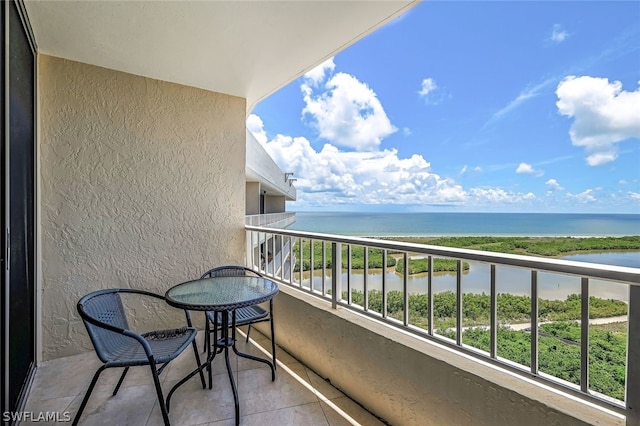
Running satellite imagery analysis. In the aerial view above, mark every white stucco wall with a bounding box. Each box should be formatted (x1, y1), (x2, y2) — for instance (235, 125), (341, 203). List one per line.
(38, 55), (247, 360)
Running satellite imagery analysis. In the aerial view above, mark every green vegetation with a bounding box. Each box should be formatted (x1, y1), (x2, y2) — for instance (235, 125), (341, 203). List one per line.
(346, 290), (627, 330)
(439, 322), (627, 400)
(386, 235), (640, 257)
(394, 257), (470, 274)
(293, 240), (395, 272)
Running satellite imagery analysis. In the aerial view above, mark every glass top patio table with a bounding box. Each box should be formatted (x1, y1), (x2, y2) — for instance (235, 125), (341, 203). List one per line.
(165, 275), (279, 425)
(165, 276), (279, 312)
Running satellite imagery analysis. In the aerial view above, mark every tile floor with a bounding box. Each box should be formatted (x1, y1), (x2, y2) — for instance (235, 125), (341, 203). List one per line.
(22, 330), (386, 425)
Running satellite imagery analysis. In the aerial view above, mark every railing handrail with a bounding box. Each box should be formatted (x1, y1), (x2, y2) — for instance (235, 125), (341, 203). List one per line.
(246, 225), (640, 285)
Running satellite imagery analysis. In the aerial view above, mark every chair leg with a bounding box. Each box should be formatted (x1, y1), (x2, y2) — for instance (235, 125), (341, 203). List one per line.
(149, 356), (171, 426)
(245, 325), (252, 343)
(72, 365), (107, 426)
(270, 299), (276, 373)
(203, 316), (210, 354)
(112, 367), (129, 396)
(191, 339), (206, 389)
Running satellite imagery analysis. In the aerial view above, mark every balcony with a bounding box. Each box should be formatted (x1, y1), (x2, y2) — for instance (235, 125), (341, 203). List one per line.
(20, 227), (638, 425)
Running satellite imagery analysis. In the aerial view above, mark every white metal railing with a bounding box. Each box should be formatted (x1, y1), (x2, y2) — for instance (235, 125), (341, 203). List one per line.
(245, 212), (296, 227)
(246, 225), (640, 422)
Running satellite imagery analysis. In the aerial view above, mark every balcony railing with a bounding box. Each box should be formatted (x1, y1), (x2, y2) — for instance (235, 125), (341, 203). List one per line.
(245, 212), (296, 228)
(246, 225), (640, 423)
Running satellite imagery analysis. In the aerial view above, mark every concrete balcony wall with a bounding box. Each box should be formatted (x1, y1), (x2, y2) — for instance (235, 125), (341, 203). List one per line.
(246, 182), (261, 215)
(267, 286), (622, 426)
(264, 195), (285, 213)
(246, 129), (296, 200)
(38, 55), (247, 360)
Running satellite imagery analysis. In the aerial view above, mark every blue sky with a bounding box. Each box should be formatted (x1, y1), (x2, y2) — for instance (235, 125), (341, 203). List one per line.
(248, 1), (640, 213)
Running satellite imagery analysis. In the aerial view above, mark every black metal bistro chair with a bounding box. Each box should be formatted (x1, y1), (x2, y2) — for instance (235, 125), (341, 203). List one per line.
(74, 288), (205, 426)
(200, 266), (276, 369)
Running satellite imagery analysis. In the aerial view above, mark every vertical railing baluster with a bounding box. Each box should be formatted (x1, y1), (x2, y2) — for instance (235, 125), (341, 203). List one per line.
(288, 236), (294, 284)
(260, 232), (265, 274)
(364, 247), (369, 311)
(271, 233), (276, 276)
(331, 242), (342, 309)
(250, 231), (255, 268)
(581, 277), (589, 393)
(310, 239), (315, 292)
(280, 234), (284, 280)
(322, 241), (327, 295)
(403, 252), (409, 326)
(347, 245), (352, 305)
(382, 249), (387, 318)
(428, 256), (433, 336)
(490, 264), (497, 359)
(299, 238), (303, 287)
(627, 285), (640, 425)
(531, 270), (539, 375)
(456, 260), (462, 346)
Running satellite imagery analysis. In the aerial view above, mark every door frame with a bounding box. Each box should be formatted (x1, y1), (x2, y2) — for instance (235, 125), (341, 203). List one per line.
(2, 0), (38, 417)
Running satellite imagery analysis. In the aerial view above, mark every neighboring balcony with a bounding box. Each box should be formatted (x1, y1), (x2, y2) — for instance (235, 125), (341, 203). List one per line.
(245, 212), (296, 228)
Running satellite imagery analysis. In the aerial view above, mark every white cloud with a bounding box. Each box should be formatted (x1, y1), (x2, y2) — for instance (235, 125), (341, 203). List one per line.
(246, 114), (267, 144)
(629, 191), (640, 200)
(303, 57), (335, 87)
(545, 178), (563, 191)
(550, 24), (569, 43)
(460, 165), (468, 174)
(301, 71), (396, 151)
(419, 78), (438, 99)
(254, 115), (545, 210)
(486, 76), (557, 126)
(468, 188), (536, 204)
(556, 76), (640, 166)
(619, 179), (628, 185)
(573, 189), (597, 203)
(474, 166), (483, 173)
(261, 132), (472, 206)
(516, 162), (544, 177)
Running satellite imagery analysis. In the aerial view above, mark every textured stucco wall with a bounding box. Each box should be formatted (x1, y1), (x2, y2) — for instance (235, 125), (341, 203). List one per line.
(268, 286), (622, 426)
(38, 55), (247, 360)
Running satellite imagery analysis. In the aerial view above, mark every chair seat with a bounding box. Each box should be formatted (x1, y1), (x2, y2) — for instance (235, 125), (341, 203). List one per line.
(103, 327), (198, 367)
(206, 305), (269, 326)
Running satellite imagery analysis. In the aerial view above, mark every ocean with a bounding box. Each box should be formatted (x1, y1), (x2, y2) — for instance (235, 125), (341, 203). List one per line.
(286, 212), (640, 298)
(286, 212), (640, 238)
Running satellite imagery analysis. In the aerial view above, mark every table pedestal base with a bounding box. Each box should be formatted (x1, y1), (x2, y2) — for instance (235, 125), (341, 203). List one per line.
(166, 310), (275, 426)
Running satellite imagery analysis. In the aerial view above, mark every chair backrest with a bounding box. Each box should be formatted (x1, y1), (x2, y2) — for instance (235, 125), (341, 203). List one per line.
(77, 289), (132, 363)
(200, 265), (264, 279)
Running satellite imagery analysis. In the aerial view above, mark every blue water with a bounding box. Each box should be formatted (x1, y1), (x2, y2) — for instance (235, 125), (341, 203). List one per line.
(288, 212), (639, 299)
(287, 212), (640, 237)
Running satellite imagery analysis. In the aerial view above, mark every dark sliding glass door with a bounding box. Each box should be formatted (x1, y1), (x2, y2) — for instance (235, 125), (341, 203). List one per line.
(1, 0), (36, 418)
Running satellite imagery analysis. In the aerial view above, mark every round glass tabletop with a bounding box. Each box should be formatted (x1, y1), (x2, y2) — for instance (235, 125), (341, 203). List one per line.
(165, 276), (279, 311)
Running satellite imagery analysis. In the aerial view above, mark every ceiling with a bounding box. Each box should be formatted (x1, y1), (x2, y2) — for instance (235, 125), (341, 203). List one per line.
(23, 0), (419, 114)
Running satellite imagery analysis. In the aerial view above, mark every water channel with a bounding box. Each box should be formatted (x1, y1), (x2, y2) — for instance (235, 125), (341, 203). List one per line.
(303, 251), (639, 302)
